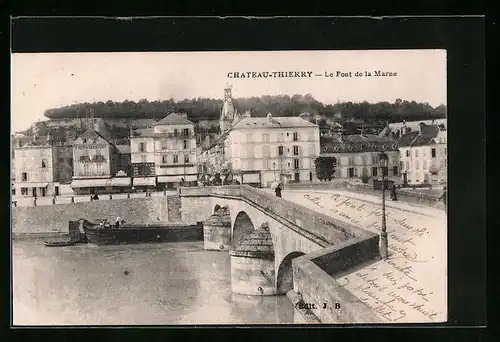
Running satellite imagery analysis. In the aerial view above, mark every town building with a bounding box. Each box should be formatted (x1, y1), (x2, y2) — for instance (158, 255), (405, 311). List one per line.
(13, 144), (60, 197)
(224, 113), (321, 186)
(397, 122), (447, 185)
(153, 113), (198, 189)
(129, 128), (156, 191)
(320, 134), (400, 180)
(70, 129), (131, 194)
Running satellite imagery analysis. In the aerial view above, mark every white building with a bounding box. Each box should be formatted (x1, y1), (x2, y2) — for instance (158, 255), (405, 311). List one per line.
(320, 134), (400, 180)
(397, 122), (447, 185)
(225, 113), (320, 186)
(13, 144), (60, 197)
(129, 113), (198, 189)
(129, 128), (156, 190)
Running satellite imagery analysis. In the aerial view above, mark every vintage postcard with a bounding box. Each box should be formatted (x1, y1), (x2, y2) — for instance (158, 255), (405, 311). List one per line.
(11, 49), (447, 325)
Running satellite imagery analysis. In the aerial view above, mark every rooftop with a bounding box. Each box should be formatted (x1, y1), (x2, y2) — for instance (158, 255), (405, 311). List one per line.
(397, 124), (440, 147)
(232, 115), (317, 129)
(154, 113), (194, 126)
(320, 134), (398, 154)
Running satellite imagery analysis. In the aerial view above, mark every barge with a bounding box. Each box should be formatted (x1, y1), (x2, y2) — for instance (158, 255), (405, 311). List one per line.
(80, 219), (203, 245)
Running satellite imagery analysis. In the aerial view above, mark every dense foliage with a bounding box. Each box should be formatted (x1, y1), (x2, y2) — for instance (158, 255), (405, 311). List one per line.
(314, 157), (337, 181)
(44, 95), (446, 124)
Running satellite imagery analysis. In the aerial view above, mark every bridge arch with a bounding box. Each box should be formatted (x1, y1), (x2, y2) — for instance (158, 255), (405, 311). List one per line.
(232, 211), (255, 245)
(276, 251), (306, 295)
(213, 204), (221, 214)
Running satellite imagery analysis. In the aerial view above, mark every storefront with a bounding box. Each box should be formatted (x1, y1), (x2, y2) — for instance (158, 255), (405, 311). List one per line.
(70, 178), (111, 195)
(110, 177), (132, 193)
(14, 182), (59, 197)
(132, 176), (156, 192)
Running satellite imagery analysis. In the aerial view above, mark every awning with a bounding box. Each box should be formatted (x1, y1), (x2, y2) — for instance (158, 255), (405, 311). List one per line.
(185, 175), (198, 182)
(133, 177), (156, 186)
(110, 177), (131, 186)
(157, 175), (185, 183)
(71, 178), (111, 188)
(14, 182), (49, 188)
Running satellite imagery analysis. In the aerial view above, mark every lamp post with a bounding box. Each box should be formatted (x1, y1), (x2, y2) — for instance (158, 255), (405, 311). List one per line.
(378, 152), (389, 259)
(273, 162), (276, 181)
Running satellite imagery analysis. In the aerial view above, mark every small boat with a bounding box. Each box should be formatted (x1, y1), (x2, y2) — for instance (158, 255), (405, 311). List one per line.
(44, 241), (76, 247)
(44, 220), (89, 247)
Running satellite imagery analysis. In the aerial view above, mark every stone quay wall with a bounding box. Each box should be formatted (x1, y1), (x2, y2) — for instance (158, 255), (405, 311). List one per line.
(284, 181), (445, 209)
(12, 196), (173, 235)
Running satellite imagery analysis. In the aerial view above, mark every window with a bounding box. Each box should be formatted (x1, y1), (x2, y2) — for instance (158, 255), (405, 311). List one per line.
(278, 146), (284, 156)
(423, 161), (427, 170)
(405, 150), (410, 157)
(293, 132), (299, 141)
(415, 149), (419, 158)
(21, 187), (28, 195)
(22, 172), (27, 181)
(444, 147), (447, 155)
(262, 145), (270, 157)
(83, 163), (89, 175)
(184, 154), (190, 163)
(393, 166), (398, 175)
(294, 159), (300, 169)
(431, 148), (436, 158)
(161, 140), (169, 150)
(83, 138), (87, 143)
(262, 133), (269, 143)
(372, 155), (379, 165)
(139, 142), (146, 152)
(405, 161), (410, 171)
(372, 167), (378, 177)
(423, 149), (427, 157)
(293, 146), (299, 156)
(173, 154), (178, 163)
(173, 129), (178, 137)
(182, 128), (189, 137)
(141, 154), (147, 162)
(348, 157), (354, 165)
(183, 140), (188, 149)
(162, 155), (168, 163)
(96, 163), (102, 175)
(415, 160), (420, 169)
(362, 167), (368, 176)
(348, 167), (355, 178)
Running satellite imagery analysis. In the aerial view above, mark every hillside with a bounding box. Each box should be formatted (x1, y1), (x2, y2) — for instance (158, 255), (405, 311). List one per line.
(43, 95), (447, 123)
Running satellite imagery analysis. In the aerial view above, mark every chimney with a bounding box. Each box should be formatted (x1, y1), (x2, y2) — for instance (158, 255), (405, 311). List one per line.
(418, 122), (426, 134)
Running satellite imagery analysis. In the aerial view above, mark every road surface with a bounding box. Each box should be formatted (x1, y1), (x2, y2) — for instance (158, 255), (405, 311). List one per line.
(269, 188), (447, 323)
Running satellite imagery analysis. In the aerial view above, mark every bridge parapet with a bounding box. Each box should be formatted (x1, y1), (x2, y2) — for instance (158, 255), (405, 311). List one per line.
(180, 185), (373, 246)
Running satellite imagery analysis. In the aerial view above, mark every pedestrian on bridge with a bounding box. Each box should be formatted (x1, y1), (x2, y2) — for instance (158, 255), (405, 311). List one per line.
(275, 184), (282, 198)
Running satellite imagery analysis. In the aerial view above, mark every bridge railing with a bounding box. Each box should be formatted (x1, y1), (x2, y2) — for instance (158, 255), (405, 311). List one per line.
(179, 185), (375, 246)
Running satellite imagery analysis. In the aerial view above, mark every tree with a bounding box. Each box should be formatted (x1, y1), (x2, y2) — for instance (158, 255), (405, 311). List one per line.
(314, 157), (336, 181)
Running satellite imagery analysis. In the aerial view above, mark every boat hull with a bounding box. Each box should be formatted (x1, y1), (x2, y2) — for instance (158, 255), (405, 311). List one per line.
(82, 222), (203, 245)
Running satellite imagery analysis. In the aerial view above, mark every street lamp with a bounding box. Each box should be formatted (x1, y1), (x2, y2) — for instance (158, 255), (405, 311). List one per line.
(378, 152), (389, 259)
(273, 162), (276, 181)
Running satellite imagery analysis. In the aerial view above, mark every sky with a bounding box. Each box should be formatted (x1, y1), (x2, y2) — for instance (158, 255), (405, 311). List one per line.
(11, 50), (447, 132)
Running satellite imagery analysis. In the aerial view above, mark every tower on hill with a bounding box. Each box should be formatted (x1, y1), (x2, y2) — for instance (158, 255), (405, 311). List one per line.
(220, 84), (236, 133)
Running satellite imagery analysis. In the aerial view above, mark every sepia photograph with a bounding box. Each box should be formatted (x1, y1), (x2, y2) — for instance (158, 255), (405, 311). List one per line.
(11, 49), (448, 325)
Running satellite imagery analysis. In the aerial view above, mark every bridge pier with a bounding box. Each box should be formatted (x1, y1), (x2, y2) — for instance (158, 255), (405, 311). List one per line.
(202, 206), (231, 251)
(229, 222), (276, 296)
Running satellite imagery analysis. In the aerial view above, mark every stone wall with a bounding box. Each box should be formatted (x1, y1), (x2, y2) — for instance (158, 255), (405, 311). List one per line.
(167, 195), (182, 222)
(12, 197), (170, 235)
(291, 236), (382, 323)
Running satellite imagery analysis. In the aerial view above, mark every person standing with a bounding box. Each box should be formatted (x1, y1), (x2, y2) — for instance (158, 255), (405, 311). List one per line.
(115, 216), (122, 229)
(275, 184), (282, 198)
(390, 184), (398, 201)
(439, 186), (447, 213)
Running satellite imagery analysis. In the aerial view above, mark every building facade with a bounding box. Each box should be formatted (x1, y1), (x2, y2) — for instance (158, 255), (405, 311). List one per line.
(320, 134), (400, 180)
(153, 113), (198, 189)
(70, 129), (126, 194)
(129, 128), (156, 190)
(225, 114), (321, 186)
(398, 123), (447, 185)
(13, 144), (59, 197)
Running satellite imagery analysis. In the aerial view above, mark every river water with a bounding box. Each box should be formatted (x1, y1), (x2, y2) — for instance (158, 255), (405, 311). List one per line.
(12, 240), (294, 325)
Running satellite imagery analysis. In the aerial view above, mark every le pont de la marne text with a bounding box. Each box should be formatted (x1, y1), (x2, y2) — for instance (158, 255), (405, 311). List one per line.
(227, 70), (397, 79)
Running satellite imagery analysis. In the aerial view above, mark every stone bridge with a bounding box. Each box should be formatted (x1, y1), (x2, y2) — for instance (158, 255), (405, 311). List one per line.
(179, 185), (384, 323)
